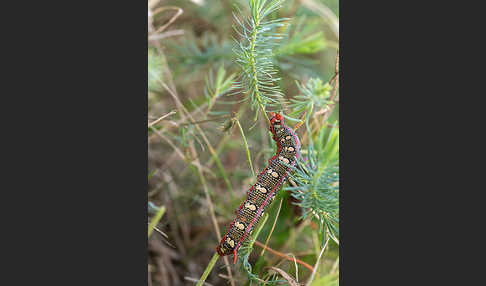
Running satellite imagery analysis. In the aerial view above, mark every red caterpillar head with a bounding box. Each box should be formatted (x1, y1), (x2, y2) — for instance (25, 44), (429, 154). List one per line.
(269, 112), (284, 134)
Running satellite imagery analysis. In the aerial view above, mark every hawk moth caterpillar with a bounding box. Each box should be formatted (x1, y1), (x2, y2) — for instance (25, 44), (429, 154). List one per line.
(216, 112), (301, 263)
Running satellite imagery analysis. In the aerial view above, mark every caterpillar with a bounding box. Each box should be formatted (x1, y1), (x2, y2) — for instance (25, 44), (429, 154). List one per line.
(216, 112), (301, 263)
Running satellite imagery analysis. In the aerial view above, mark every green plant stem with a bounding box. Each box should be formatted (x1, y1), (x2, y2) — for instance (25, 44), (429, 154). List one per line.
(250, 212), (268, 247)
(205, 133), (230, 168)
(212, 148), (234, 200)
(248, 13), (270, 125)
(241, 213), (269, 284)
(148, 205), (166, 238)
(196, 252), (220, 286)
(235, 118), (255, 178)
(258, 101), (270, 124)
(259, 198), (283, 257)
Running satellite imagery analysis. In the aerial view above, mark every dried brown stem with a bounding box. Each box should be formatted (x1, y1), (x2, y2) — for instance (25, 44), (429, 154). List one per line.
(152, 6), (183, 34)
(148, 110), (177, 128)
(253, 240), (314, 272)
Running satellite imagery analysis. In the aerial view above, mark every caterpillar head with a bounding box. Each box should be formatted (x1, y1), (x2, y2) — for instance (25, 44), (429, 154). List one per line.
(269, 112), (284, 133)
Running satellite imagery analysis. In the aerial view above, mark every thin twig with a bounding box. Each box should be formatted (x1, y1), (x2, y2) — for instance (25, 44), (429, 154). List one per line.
(253, 240), (314, 272)
(305, 236), (330, 286)
(149, 126), (187, 162)
(148, 206), (166, 238)
(267, 266), (299, 286)
(149, 29), (185, 41)
(320, 51), (339, 124)
(259, 198), (283, 257)
(330, 257), (339, 274)
(329, 50), (339, 102)
(185, 276), (214, 286)
(288, 253), (299, 282)
(148, 110), (177, 128)
(235, 118), (255, 177)
(151, 225), (168, 239)
(178, 114), (232, 126)
(149, 224), (176, 249)
(152, 6), (183, 34)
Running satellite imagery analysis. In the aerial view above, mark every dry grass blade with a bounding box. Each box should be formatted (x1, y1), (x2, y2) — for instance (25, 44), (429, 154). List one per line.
(305, 236), (330, 286)
(148, 205), (166, 238)
(286, 253), (300, 282)
(159, 82), (235, 286)
(185, 276), (214, 286)
(149, 126), (186, 162)
(151, 225), (168, 239)
(254, 240), (314, 272)
(148, 110), (177, 128)
(330, 257), (339, 274)
(320, 51), (339, 125)
(148, 0), (161, 10)
(267, 266), (300, 286)
(151, 6), (183, 34)
(149, 29), (185, 41)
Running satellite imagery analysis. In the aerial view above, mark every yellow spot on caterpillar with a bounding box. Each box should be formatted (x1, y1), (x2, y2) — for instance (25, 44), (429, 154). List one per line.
(272, 171), (279, 178)
(256, 185), (267, 193)
(235, 222), (245, 230)
(245, 202), (257, 211)
(226, 238), (235, 248)
(288, 147), (294, 152)
(267, 169), (273, 174)
(286, 135), (291, 140)
(279, 156), (290, 164)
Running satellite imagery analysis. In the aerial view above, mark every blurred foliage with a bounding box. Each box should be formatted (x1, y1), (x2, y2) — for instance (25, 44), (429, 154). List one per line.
(148, 48), (164, 92)
(290, 77), (332, 121)
(167, 32), (233, 78)
(277, 17), (327, 56)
